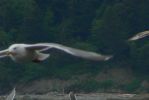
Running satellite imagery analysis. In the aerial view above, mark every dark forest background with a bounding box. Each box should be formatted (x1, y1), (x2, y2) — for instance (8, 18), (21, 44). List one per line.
(0, 0), (149, 93)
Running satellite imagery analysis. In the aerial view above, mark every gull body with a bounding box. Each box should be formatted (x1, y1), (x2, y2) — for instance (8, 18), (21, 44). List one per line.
(7, 44), (49, 62)
(0, 43), (112, 63)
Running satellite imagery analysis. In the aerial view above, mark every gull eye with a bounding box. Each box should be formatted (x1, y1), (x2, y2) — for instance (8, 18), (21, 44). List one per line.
(13, 47), (17, 50)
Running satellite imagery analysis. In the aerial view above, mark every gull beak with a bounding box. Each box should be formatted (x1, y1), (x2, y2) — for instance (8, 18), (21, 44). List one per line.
(7, 51), (11, 55)
(7, 51), (16, 56)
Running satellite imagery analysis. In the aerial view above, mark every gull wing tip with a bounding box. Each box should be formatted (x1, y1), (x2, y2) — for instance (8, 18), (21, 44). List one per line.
(104, 55), (113, 61)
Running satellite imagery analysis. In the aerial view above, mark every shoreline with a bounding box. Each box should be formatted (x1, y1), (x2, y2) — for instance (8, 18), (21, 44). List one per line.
(2, 93), (149, 100)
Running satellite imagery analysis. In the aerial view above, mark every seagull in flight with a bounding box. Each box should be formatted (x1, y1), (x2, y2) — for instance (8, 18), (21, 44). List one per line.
(69, 91), (77, 100)
(6, 88), (16, 100)
(0, 43), (112, 63)
(128, 30), (149, 41)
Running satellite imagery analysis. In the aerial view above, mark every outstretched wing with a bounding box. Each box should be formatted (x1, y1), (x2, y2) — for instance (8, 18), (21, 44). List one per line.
(0, 49), (9, 58)
(128, 30), (149, 41)
(6, 88), (16, 100)
(25, 43), (112, 61)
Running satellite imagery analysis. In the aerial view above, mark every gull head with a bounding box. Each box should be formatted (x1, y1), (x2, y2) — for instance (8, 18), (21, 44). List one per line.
(8, 44), (27, 60)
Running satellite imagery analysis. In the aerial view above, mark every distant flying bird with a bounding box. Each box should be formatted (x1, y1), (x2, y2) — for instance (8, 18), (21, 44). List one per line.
(6, 88), (15, 100)
(128, 30), (149, 41)
(69, 91), (77, 100)
(0, 43), (112, 63)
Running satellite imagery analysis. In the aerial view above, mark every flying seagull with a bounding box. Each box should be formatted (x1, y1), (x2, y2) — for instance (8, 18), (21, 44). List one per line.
(128, 30), (149, 41)
(0, 43), (112, 63)
(6, 88), (16, 100)
(69, 91), (77, 100)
